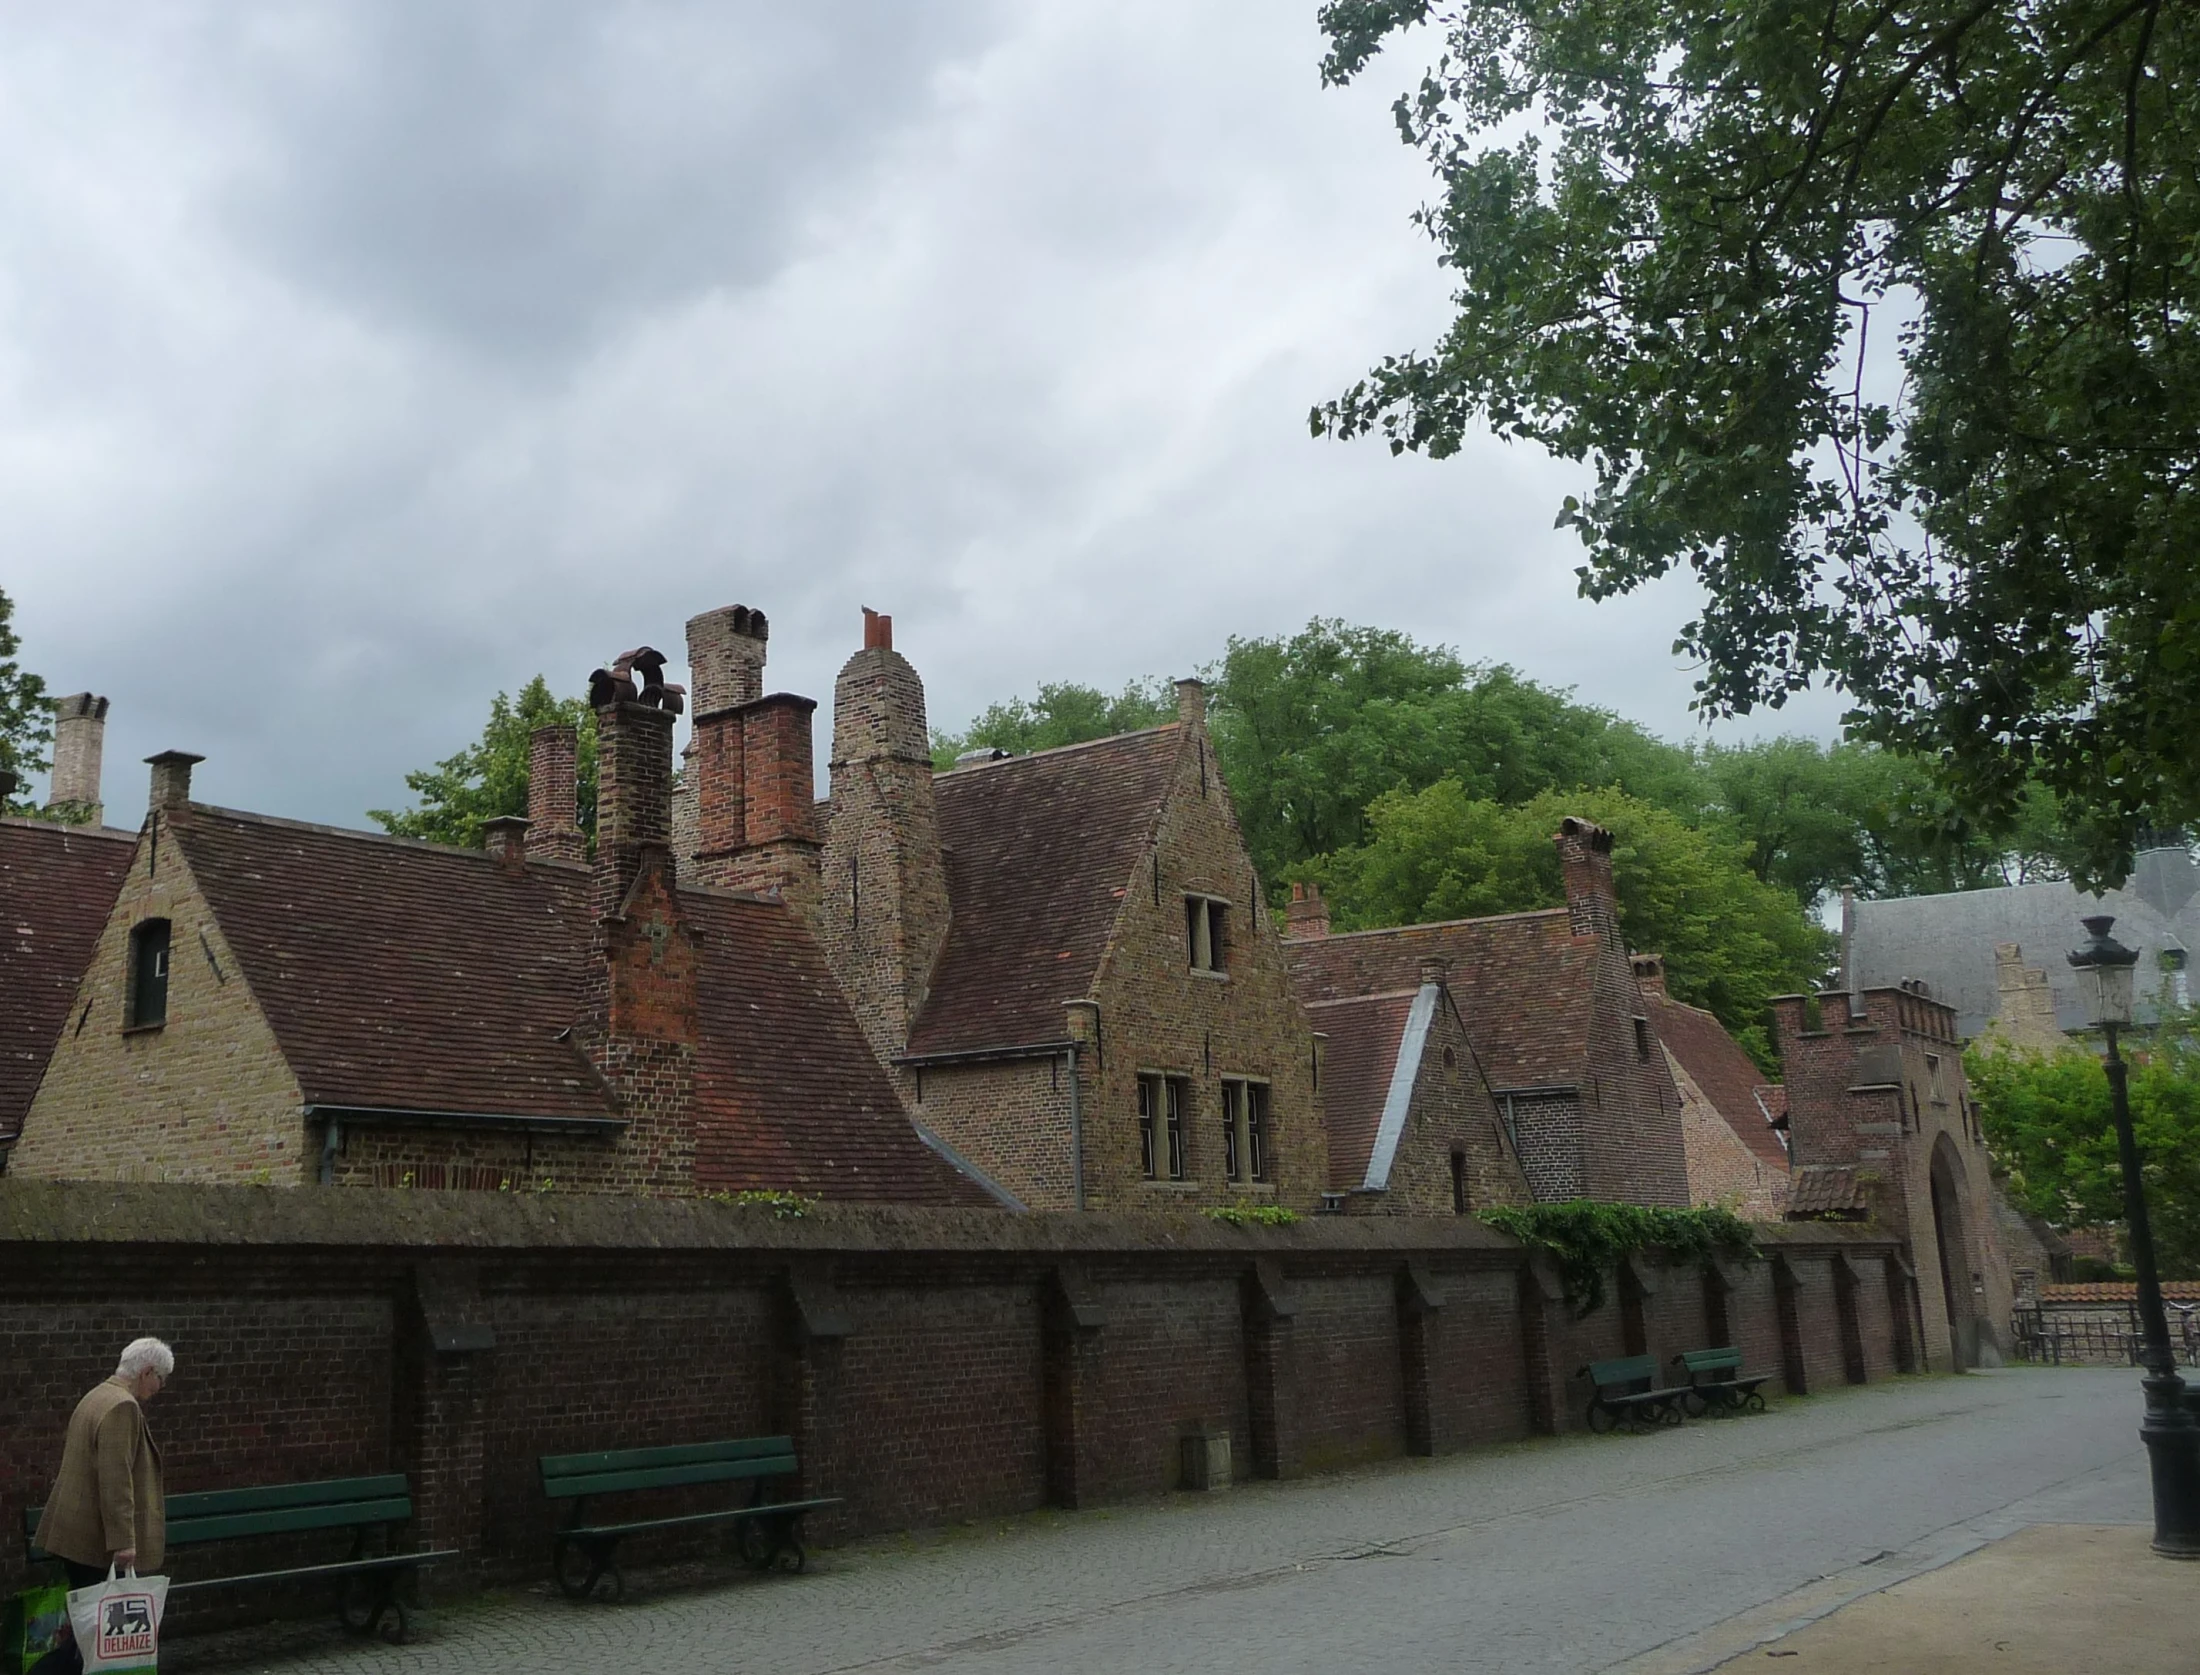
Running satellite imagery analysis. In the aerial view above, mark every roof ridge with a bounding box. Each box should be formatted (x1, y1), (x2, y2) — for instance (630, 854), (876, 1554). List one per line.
(1296, 905), (1571, 943)
(178, 802), (586, 870)
(0, 817), (136, 843)
(1305, 988), (1423, 1008)
(933, 723), (1179, 778)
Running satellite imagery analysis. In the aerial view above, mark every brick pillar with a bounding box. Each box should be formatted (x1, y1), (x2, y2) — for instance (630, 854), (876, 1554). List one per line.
(1517, 1258), (1568, 1436)
(1241, 1258), (1301, 1479)
(1771, 1254), (1810, 1395)
(1831, 1253), (1869, 1383)
(397, 1264), (493, 1593)
(1618, 1257), (1651, 1358)
(528, 725), (587, 866)
(776, 1265), (851, 1542)
(1041, 1266), (1108, 1508)
(1886, 1253), (1920, 1373)
(1703, 1260), (1736, 1349)
(1395, 1262), (1446, 1456)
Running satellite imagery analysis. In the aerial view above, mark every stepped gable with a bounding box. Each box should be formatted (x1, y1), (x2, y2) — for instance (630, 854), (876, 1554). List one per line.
(0, 819), (135, 1141)
(1304, 989), (1416, 1191)
(685, 886), (993, 1203)
(906, 725), (1180, 1058)
(1289, 910), (1596, 1090)
(1644, 988), (1789, 1170)
(171, 806), (613, 1122)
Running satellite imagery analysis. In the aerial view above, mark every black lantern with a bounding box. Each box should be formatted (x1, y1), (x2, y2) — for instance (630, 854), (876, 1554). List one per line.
(2067, 915), (2200, 1558)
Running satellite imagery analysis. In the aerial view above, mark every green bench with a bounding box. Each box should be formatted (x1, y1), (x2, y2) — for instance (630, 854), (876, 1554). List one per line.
(1579, 1354), (1692, 1433)
(538, 1435), (839, 1601)
(1673, 1347), (1771, 1416)
(24, 1474), (454, 1641)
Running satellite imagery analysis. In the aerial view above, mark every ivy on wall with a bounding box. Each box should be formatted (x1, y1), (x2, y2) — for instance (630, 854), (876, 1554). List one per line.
(1481, 1201), (1760, 1317)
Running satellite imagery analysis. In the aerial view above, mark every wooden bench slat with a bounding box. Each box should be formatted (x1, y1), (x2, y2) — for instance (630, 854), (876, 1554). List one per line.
(540, 1437), (794, 1480)
(169, 1497), (414, 1547)
(167, 1476), (411, 1520)
(559, 1497), (840, 1542)
(167, 1549), (457, 1597)
(547, 1457), (796, 1500)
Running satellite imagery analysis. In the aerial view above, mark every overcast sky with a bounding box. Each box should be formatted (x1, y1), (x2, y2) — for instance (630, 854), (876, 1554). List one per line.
(2, 2), (1846, 828)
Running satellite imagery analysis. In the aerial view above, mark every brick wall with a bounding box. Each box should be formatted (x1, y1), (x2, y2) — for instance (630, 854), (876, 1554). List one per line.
(0, 1185), (1906, 1602)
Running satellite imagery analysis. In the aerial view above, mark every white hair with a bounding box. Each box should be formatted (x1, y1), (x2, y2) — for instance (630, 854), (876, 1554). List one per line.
(115, 1338), (174, 1381)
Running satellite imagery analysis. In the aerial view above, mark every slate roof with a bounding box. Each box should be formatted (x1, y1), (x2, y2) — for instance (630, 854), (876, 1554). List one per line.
(168, 806), (986, 1204)
(1645, 990), (1789, 1171)
(1305, 989), (1416, 1192)
(906, 726), (1181, 1058)
(0, 819), (135, 1141)
(1289, 910), (1597, 1091)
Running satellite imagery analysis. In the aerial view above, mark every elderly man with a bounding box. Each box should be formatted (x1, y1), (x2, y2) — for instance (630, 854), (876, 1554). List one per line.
(42, 1338), (171, 1588)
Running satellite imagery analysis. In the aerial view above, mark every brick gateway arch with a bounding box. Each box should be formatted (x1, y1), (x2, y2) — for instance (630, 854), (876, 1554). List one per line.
(1928, 1131), (1979, 1370)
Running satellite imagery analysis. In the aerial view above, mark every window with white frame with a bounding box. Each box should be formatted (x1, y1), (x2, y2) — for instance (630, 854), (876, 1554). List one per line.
(1220, 1077), (1270, 1183)
(1185, 896), (1228, 974)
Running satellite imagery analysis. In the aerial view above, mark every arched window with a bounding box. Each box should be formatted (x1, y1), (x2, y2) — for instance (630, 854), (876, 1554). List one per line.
(128, 919), (171, 1029)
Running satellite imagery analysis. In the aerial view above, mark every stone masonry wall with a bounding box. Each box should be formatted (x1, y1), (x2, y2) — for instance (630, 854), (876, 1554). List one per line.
(0, 1184), (1907, 1605)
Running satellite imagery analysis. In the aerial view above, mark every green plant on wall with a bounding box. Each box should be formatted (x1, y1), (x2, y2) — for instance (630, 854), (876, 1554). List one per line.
(1203, 1203), (1301, 1229)
(1481, 1201), (1760, 1318)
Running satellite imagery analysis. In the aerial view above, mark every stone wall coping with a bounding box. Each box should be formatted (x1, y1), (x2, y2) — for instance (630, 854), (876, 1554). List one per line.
(0, 1181), (1897, 1261)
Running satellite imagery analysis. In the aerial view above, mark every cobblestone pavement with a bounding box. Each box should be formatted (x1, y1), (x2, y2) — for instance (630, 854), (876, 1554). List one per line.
(170, 1368), (2148, 1675)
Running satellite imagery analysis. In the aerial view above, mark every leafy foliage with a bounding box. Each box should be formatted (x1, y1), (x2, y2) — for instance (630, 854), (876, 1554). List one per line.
(705, 1189), (820, 1219)
(1969, 1025), (2200, 1278)
(0, 586), (52, 817)
(1316, 0), (2200, 885)
(370, 677), (596, 852)
(1481, 1200), (1761, 1316)
(932, 679), (1175, 770)
(1203, 1202), (1302, 1227)
(1316, 783), (1833, 1066)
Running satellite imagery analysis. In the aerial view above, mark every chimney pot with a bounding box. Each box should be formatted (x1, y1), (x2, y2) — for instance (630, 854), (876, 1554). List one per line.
(1284, 880), (1331, 940)
(145, 750), (205, 813)
(685, 603), (771, 713)
(862, 607), (893, 651)
(482, 814), (531, 871)
(1555, 815), (1616, 938)
(1630, 952), (1667, 997)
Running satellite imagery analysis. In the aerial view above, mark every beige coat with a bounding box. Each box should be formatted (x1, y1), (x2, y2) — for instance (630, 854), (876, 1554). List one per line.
(41, 1378), (164, 1570)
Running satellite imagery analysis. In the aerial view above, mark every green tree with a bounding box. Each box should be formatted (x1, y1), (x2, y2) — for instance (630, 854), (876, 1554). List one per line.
(1315, 0), (2200, 884)
(0, 585), (52, 816)
(1969, 1027), (2200, 1278)
(1207, 618), (1700, 885)
(1315, 783), (1832, 1066)
(370, 677), (596, 851)
(932, 679), (1175, 770)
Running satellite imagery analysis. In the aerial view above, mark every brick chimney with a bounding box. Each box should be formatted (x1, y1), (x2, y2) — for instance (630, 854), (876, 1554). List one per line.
(1285, 881), (1330, 940)
(49, 694), (108, 822)
(683, 603), (821, 906)
(585, 649), (697, 1044)
(528, 724), (588, 865)
(1555, 816), (1617, 940)
(820, 606), (949, 1062)
(146, 750), (204, 813)
(1418, 954), (1450, 990)
(481, 814), (530, 872)
(1630, 952), (1667, 997)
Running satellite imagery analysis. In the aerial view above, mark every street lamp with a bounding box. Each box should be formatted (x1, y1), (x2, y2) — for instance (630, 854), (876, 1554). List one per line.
(2067, 914), (2200, 1558)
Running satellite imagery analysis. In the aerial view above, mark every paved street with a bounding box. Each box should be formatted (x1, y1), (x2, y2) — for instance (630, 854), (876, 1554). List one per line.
(181, 1368), (2149, 1675)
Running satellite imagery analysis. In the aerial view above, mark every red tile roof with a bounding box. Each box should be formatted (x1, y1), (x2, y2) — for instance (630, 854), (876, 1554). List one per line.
(170, 806), (986, 1205)
(1306, 989), (1415, 1192)
(1786, 1164), (1866, 1216)
(1290, 910), (1596, 1090)
(907, 726), (1181, 1058)
(0, 819), (135, 1140)
(2039, 1281), (2200, 1304)
(1645, 991), (1790, 1171)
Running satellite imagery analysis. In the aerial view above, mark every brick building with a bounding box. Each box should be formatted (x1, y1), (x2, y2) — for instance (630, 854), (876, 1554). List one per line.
(10, 653), (991, 1207)
(1631, 956), (1791, 1220)
(1285, 820), (1692, 1209)
(773, 608), (1329, 1213)
(1770, 982), (2014, 1369)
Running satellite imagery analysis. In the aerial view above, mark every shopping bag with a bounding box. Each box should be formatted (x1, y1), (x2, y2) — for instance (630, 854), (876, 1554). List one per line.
(63, 1568), (164, 1675)
(2, 1581), (70, 1675)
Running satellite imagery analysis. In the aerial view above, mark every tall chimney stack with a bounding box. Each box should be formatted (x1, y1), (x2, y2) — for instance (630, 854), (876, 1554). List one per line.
(682, 603), (821, 905)
(820, 606), (948, 1062)
(49, 693), (109, 822)
(1555, 816), (1617, 941)
(528, 724), (588, 865)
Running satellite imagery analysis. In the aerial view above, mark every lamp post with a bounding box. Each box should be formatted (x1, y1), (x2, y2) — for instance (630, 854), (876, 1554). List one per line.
(2067, 914), (2200, 1557)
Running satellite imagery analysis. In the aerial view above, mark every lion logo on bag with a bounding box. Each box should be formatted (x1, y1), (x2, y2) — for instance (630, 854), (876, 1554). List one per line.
(96, 1592), (156, 1658)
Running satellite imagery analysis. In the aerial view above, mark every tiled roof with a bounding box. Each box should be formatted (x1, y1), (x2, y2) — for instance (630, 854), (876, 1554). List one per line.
(907, 727), (1181, 1058)
(174, 807), (615, 1122)
(1289, 910), (1596, 1090)
(686, 888), (993, 1204)
(2039, 1281), (2200, 1304)
(1786, 1164), (1866, 1216)
(1645, 991), (1790, 1170)
(1306, 990), (1415, 1192)
(0, 819), (135, 1140)
(170, 806), (987, 1205)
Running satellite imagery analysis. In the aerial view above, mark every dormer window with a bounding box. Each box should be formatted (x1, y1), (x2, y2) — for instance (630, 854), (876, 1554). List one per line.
(1186, 896), (1228, 975)
(127, 919), (171, 1030)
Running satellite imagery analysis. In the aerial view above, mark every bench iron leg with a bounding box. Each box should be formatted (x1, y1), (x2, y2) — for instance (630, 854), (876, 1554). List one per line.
(555, 1536), (623, 1603)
